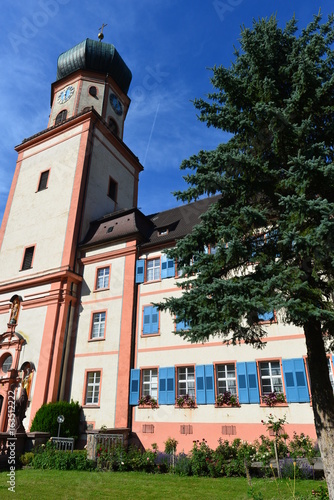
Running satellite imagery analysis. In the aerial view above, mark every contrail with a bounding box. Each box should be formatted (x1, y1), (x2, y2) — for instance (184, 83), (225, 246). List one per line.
(143, 102), (160, 166)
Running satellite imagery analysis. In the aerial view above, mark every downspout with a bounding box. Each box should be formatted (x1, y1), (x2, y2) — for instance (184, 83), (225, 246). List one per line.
(127, 246), (140, 431)
(57, 298), (73, 401)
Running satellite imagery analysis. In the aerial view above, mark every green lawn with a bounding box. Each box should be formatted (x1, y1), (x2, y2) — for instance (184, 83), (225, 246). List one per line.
(0, 469), (327, 499)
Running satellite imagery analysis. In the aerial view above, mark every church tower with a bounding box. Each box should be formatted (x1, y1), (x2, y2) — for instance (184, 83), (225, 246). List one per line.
(0, 37), (142, 431)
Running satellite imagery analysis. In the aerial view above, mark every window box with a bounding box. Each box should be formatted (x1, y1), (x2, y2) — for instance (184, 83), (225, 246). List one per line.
(261, 391), (286, 407)
(216, 391), (240, 408)
(138, 395), (158, 409)
(176, 394), (196, 408)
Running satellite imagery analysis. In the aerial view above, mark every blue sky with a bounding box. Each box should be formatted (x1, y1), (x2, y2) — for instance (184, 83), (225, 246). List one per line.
(0, 0), (332, 224)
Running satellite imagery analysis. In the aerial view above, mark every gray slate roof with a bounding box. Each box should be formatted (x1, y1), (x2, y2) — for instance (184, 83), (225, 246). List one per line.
(80, 195), (220, 250)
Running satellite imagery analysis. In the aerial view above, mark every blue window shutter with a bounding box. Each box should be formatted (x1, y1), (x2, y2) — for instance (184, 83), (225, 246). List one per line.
(143, 306), (159, 334)
(151, 307), (159, 333)
(196, 365), (206, 404)
(247, 362), (260, 403)
(161, 255), (168, 279)
(166, 258), (175, 278)
(205, 364), (215, 404)
(176, 319), (185, 331)
(166, 367), (175, 404)
(176, 316), (190, 331)
(129, 369), (140, 405)
(283, 358), (309, 403)
(283, 359), (297, 402)
(161, 255), (175, 279)
(159, 367), (167, 405)
(258, 311), (274, 321)
(159, 367), (174, 405)
(143, 306), (152, 334)
(237, 362), (249, 403)
(135, 260), (145, 283)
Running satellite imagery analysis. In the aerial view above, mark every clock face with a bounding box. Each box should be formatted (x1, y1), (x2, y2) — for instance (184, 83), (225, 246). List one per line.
(57, 85), (75, 105)
(109, 93), (123, 116)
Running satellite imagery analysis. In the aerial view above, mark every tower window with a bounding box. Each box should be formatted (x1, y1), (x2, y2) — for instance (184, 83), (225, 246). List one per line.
(89, 86), (97, 97)
(108, 118), (118, 135)
(55, 110), (67, 125)
(21, 246), (35, 271)
(108, 177), (118, 202)
(37, 170), (49, 191)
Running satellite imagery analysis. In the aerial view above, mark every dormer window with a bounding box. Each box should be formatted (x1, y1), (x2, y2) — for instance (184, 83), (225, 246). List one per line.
(158, 228), (169, 236)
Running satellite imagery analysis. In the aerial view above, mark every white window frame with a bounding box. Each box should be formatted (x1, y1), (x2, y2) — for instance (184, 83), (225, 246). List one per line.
(96, 267), (109, 289)
(91, 312), (106, 339)
(216, 363), (237, 395)
(142, 368), (158, 399)
(177, 366), (195, 398)
(259, 360), (283, 394)
(85, 371), (101, 405)
(146, 258), (160, 282)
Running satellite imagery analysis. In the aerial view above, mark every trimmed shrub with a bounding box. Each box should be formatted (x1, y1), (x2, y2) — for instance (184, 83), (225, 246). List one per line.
(20, 452), (34, 466)
(30, 400), (81, 438)
(33, 442), (94, 470)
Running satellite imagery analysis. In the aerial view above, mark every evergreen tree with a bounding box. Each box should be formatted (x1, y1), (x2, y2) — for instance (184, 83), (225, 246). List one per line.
(159, 13), (334, 495)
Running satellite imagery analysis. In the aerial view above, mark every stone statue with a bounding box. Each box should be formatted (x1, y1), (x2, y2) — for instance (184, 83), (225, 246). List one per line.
(9, 295), (22, 325)
(22, 370), (33, 399)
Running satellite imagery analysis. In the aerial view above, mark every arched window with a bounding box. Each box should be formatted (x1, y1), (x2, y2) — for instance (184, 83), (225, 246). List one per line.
(1, 353), (12, 373)
(55, 110), (67, 125)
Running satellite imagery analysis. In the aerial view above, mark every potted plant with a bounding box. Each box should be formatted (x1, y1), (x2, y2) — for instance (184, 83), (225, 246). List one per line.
(176, 394), (196, 408)
(216, 391), (240, 407)
(138, 395), (158, 408)
(262, 391), (286, 406)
